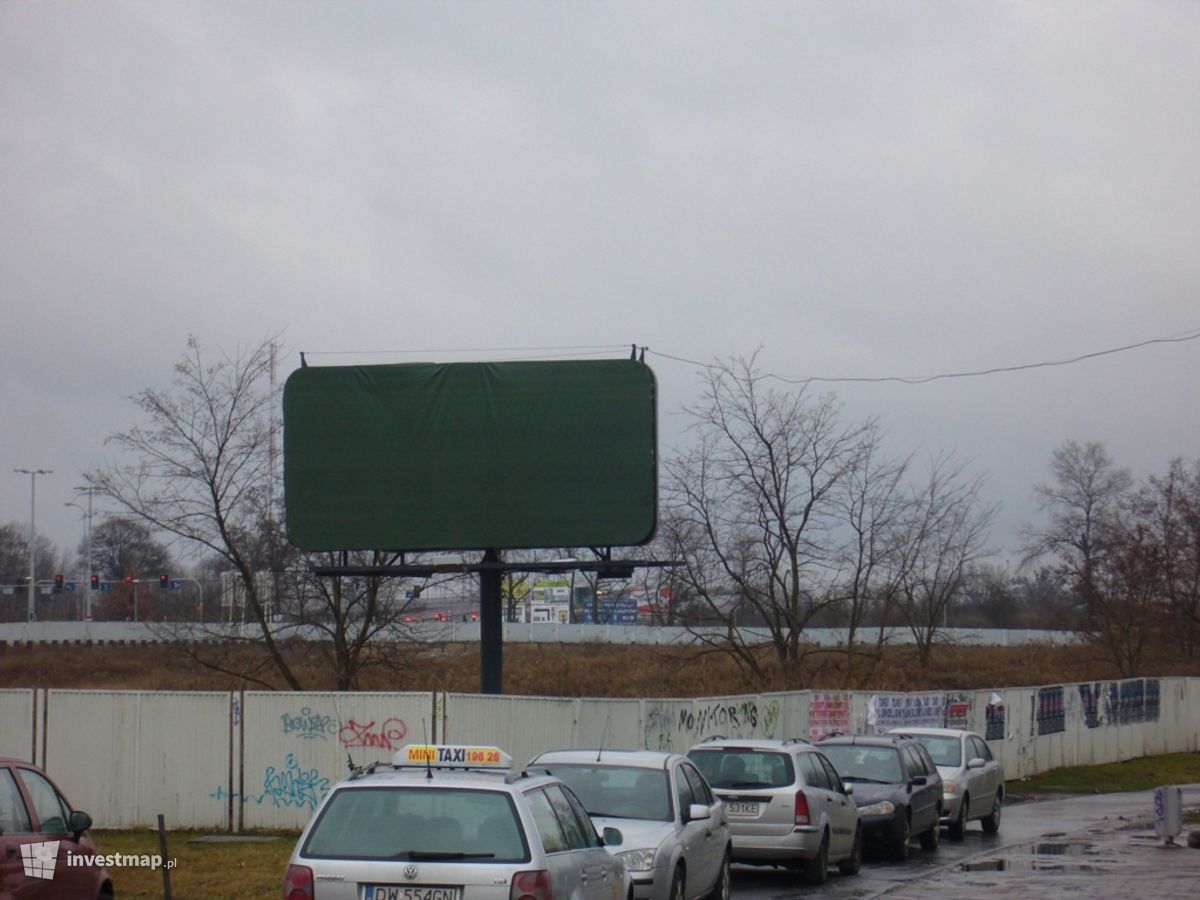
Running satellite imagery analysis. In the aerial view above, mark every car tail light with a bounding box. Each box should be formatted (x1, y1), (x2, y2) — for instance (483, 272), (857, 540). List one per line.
(283, 864), (314, 900)
(511, 869), (552, 900)
(794, 789), (811, 826)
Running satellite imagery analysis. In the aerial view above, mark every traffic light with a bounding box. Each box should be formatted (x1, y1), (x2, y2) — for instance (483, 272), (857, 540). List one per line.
(90, 574), (99, 591)
(54, 574), (63, 591)
(124, 574), (133, 584)
(159, 574), (168, 590)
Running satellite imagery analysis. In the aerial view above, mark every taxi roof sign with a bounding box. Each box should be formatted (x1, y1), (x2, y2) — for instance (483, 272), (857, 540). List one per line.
(394, 744), (512, 770)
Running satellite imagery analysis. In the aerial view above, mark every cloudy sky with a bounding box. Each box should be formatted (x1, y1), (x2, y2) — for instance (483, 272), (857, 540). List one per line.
(2, 0), (1197, 566)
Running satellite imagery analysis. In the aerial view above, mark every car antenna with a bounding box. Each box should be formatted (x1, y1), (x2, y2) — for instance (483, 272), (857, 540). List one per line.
(422, 719), (433, 781)
(596, 710), (611, 762)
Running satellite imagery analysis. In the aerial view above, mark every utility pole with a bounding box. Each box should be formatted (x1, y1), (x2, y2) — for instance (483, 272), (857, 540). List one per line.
(14, 468), (52, 622)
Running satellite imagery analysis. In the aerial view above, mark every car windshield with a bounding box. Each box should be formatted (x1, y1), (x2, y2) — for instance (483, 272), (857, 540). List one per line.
(302, 786), (529, 861)
(688, 749), (793, 789)
(819, 746), (904, 784)
(914, 735), (961, 767)
(541, 764), (672, 821)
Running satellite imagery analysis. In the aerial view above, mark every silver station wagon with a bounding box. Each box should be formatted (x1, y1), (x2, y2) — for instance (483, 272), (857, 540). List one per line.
(686, 739), (861, 886)
(284, 744), (630, 900)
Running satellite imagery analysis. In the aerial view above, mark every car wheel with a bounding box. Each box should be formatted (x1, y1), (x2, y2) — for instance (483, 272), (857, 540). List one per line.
(801, 830), (828, 886)
(890, 814), (911, 862)
(981, 793), (1002, 834)
(919, 815), (940, 851)
(669, 866), (685, 900)
(708, 850), (730, 900)
(837, 824), (863, 876)
(948, 797), (967, 840)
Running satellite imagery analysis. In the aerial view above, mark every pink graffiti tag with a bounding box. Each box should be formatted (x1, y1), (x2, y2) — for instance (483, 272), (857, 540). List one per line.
(338, 717), (408, 751)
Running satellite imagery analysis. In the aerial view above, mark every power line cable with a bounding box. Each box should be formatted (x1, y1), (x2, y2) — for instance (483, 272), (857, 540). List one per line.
(646, 326), (1200, 386)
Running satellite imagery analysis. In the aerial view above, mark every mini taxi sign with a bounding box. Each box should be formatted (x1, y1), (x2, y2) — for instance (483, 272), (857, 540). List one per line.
(394, 744), (512, 769)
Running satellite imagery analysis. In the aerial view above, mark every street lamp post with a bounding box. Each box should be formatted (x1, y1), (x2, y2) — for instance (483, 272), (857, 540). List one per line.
(14, 468), (52, 622)
(68, 487), (96, 618)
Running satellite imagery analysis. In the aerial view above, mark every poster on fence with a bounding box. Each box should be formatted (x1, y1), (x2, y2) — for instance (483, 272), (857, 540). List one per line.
(985, 691), (1005, 741)
(943, 692), (972, 730)
(807, 692), (851, 741)
(867, 692), (946, 734)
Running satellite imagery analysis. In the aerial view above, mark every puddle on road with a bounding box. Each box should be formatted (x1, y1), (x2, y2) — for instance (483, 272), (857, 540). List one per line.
(960, 840), (1114, 875)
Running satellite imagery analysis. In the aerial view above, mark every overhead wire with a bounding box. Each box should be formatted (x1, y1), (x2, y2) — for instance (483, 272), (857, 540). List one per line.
(645, 326), (1200, 386)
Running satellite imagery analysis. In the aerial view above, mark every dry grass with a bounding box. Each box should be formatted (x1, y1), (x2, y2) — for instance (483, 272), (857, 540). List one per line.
(3, 636), (1197, 695)
(88, 829), (294, 900)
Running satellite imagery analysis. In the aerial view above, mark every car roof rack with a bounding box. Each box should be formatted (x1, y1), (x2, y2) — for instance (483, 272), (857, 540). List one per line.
(782, 737), (811, 745)
(698, 734), (727, 743)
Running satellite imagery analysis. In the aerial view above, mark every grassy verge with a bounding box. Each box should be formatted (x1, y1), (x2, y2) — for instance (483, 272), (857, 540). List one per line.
(90, 829), (297, 900)
(1005, 751), (1200, 798)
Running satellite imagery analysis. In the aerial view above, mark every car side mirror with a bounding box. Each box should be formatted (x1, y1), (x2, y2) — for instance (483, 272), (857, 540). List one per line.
(910, 775), (927, 787)
(602, 826), (623, 847)
(686, 803), (712, 822)
(967, 757), (986, 769)
(68, 810), (92, 840)
(842, 782), (854, 796)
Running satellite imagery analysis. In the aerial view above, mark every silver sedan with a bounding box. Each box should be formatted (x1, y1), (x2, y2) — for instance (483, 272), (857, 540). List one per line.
(887, 727), (1004, 839)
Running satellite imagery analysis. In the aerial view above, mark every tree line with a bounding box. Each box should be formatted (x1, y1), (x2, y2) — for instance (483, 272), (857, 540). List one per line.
(3, 338), (1196, 688)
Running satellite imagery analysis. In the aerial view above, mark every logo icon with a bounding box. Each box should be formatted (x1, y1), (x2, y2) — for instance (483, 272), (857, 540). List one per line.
(403, 865), (419, 880)
(20, 841), (59, 880)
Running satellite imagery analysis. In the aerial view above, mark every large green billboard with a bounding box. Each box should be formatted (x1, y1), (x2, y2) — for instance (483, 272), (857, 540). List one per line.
(283, 359), (657, 551)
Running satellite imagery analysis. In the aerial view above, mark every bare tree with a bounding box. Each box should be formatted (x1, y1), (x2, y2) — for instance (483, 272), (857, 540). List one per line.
(831, 441), (910, 685)
(665, 354), (876, 685)
(87, 334), (426, 690)
(889, 456), (996, 665)
(1145, 458), (1200, 660)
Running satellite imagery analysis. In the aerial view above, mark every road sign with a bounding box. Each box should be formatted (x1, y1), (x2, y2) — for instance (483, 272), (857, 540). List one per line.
(170, 580), (183, 590)
(65, 582), (77, 591)
(100, 582), (112, 592)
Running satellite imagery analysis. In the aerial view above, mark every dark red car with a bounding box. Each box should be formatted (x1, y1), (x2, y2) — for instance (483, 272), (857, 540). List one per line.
(0, 757), (112, 899)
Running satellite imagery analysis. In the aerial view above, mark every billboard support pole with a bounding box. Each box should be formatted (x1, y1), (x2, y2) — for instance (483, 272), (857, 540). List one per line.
(479, 548), (503, 694)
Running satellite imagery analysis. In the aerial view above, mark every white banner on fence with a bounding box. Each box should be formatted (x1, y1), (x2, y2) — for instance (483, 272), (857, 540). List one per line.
(866, 692), (947, 734)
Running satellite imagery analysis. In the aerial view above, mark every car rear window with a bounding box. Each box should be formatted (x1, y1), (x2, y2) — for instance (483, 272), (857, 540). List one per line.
(542, 764), (671, 821)
(302, 786), (529, 862)
(688, 749), (794, 789)
(914, 735), (961, 767)
(818, 745), (904, 784)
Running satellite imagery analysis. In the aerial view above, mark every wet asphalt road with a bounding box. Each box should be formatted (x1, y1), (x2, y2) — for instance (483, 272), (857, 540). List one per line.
(728, 784), (1200, 899)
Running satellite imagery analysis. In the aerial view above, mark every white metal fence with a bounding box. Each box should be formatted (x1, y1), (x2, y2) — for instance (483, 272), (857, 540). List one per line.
(4, 677), (1195, 831)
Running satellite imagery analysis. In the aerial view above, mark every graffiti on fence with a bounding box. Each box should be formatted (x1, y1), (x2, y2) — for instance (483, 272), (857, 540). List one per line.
(280, 706), (339, 740)
(338, 717), (408, 751)
(210, 752), (331, 811)
(643, 697), (779, 751)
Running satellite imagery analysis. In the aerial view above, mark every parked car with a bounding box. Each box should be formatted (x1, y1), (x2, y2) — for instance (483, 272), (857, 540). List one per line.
(284, 744), (630, 900)
(0, 757), (112, 900)
(814, 735), (943, 861)
(527, 749), (731, 900)
(685, 738), (861, 885)
(887, 727), (1004, 838)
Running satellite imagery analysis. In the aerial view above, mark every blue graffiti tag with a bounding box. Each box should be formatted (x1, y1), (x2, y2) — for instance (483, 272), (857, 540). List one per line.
(209, 753), (331, 811)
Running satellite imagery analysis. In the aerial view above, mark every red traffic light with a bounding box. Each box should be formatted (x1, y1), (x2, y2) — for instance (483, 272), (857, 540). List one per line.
(54, 574), (63, 590)
(90, 574), (99, 590)
(124, 574), (133, 583)
(159, 574), (168, 589)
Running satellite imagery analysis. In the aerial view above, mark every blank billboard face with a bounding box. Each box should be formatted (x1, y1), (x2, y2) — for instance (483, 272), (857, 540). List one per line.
(283, 359), (657, 551)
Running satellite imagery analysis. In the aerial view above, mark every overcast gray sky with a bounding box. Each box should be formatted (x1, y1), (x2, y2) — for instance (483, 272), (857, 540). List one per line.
(2, 0), (1197, 566)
